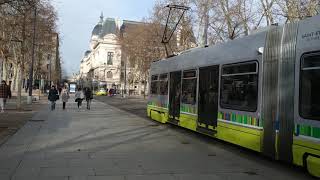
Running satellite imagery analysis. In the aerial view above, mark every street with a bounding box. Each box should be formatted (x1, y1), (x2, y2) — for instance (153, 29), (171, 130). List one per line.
(0, 95), (313, 180)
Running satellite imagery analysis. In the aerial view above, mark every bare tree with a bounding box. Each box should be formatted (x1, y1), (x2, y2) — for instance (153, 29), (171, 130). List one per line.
(0, 0), (59, 109)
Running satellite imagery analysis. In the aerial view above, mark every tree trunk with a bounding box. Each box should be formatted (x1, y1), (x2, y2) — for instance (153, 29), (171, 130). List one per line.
(17, 13), (27, 111)
(0, 57), (3, 81)
(16, 65), (23, 110)
(12, 64), (18, 91)
(143, 73), (148, 99)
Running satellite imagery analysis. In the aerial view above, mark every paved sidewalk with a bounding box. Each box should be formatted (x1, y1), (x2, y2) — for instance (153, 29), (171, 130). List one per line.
(0, 96), (48, 146)
(0, 97), (313, 180)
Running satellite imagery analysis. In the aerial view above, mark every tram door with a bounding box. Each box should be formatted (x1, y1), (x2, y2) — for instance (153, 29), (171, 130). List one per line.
(197, 65), (219, 134)
(169, 71), (181, 124)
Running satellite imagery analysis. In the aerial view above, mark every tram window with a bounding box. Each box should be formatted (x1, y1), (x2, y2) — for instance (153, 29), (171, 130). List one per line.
(182, 70), (197, 105)
(220, 61), (258, 112)
(159, 74), (168, 95)
(223, 62), (257, 75)
(151, 75), (159, 95)
(300, 53), (320, 120)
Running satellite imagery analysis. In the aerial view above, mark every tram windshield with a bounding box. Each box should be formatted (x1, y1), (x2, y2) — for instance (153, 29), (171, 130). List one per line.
(300, 53), (320, 120)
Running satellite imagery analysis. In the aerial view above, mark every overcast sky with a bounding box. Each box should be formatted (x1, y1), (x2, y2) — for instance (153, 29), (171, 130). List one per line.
(52, 0), (156, 77)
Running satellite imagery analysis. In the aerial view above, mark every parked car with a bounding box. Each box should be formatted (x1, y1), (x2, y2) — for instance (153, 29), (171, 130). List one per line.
(95, 88), (107, 96)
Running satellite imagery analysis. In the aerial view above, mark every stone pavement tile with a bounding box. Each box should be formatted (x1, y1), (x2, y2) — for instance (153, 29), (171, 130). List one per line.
(37, 177), (69, 180)
(216, 172), (270, 180)
(39, 167), (95, 177)
(13, 176), (69, 180)
(20, 158), (68, 168)
(88, 152), (131, 159)
(173, 174), (226, 180)
(0, 157), (22, 169)
(87, 176), (125, 180)
(0, 174), (10, 180)
(69, 176), (87, 180)
(45, 152), (90, 160)
(93, 166), (144, 176)
(125, 174), (177, 180)
(68, 158), (115, 168)
(0, 168), (12, 174)
(0, 144), (27, 156)
(12, 167), (41, 177)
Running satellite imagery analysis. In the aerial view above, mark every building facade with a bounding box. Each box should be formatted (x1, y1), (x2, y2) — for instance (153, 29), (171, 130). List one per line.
(80, 14), (147, 95)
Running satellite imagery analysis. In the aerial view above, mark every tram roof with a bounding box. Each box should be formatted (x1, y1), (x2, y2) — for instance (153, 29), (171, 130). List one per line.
(151, 30), (267, 75)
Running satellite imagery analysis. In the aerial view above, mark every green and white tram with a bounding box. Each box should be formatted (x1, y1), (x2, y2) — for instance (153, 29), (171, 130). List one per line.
(147, 15), (320, 177)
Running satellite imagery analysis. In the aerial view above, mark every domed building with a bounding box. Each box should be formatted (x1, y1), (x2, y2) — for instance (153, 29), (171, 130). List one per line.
(80, 14), (147, 95)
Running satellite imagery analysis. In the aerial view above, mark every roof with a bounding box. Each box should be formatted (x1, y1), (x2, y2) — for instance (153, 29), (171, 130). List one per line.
(91, 18), (117, 38)
(99, 18), (117, 38)
(150, 30), (267, 75)
(120, 20), (145, 33)
(84, 50), (91, 57)
(92, 24), (102, 36)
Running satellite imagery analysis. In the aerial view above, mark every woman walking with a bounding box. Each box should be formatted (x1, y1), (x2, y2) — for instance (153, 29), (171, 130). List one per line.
(75, 88), (84, 111)
(61, 88), (70, 110)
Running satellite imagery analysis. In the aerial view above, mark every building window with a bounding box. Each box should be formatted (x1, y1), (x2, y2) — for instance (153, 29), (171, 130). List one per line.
(151, 75), (159, 95)
(107, 52), (114, 65)
(300, 52), (320, 120)
(220, 61), (258, 112)
(107, 71), (113, 78)
(159, 73), (168, 95)
(181, 70), (197, 105)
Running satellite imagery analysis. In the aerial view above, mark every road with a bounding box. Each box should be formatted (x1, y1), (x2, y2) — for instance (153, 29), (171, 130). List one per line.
(0, 95), (314, 179)
(94, 95), (148, 119)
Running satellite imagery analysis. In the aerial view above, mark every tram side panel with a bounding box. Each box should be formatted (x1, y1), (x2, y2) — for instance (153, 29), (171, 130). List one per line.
(215, 60), (263, 152)
(293, 15), (320, 177)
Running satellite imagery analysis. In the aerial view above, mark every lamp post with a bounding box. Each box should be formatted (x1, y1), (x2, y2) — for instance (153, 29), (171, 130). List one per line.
(27, 3), (37, 104)
(48, 54), (52, 87)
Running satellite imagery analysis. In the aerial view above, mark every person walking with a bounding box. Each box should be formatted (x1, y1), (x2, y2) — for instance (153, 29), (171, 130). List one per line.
(48, 85), (59, 111)
(61, 88), (70, 110)
(58, 87), (62, 95)
(75, 88), (84, 111)
(0, 80), (10, 113)
(84, 87), (93, 110)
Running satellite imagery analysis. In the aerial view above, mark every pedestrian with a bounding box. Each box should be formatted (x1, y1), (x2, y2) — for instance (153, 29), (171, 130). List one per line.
(48, 85), (59, 111)
(84, 87), (93, 110)
(61, 87), (70, 110)
(58, 87), (62, 95)
(0, 80), (10, 113)
(75, 88), (84, 110)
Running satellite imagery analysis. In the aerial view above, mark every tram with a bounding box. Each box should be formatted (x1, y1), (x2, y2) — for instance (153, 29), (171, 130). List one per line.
(147, 15), (320, 177)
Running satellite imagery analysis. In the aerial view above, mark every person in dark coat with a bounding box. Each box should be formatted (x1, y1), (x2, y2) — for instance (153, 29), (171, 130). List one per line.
(84, 87), (93, 110)
(48, 85), (59, 111)
(75, 88), (84, 111)
(0, 80), (10, 113)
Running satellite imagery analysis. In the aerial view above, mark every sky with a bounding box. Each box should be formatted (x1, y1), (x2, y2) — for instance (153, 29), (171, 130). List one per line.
(52, 0), (156, 77)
